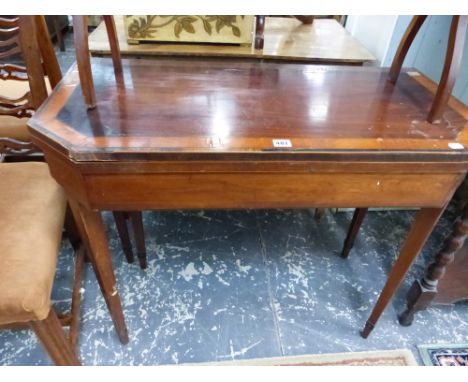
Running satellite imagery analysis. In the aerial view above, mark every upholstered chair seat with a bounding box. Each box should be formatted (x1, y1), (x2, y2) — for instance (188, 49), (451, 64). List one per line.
(0, 162), (66, 325)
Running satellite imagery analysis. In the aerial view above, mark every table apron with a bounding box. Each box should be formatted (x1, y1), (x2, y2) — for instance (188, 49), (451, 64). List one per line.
(78, 172), (463, 210)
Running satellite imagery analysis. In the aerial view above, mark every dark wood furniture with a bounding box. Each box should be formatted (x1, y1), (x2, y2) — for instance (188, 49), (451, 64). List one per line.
(72, 15), (147, 268)
(112, 211), (147, 269)
(0, 16), (145, 268)
(0, 159), (83, 366)
(254, 16), (314, 50)
(72, 15), (122, 110)
(434, 238), (468, 304)
(340, 15), (467, 260)
(0, 15), (60, 157)
(389, 15), (467, 123)
(28, 56), (467, 340)
(399, 205), (468, 325)
(88, 16), (375, 66)
(46, 16), (68, 52)
(76, 14), (378, 263)
(254, 16), (265, 50)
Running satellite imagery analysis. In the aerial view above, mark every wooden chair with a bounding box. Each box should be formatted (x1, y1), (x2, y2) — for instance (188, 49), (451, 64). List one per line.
(389, 15), (467, 123)
(0, 158), (83, 365)
(340, 15), (467, 259)
(0, 19), (126, 364)
(72, 15), (147, 269)
(0, 15), (146, 268)
(0, 16), (61, 148)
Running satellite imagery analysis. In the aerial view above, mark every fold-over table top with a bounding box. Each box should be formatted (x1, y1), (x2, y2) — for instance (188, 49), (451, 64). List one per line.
(29, 58), (468, 162)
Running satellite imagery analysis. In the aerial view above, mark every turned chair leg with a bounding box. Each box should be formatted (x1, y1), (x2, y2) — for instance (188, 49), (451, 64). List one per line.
(255, 16), (265, 50)
(113, 211), (135, 264)
(30, 308), (81, 366)
(341, 208), (368, 258)
(427, 16), (467, 123)
(398, 207), (468, 326)
(388, 16), (427, 84)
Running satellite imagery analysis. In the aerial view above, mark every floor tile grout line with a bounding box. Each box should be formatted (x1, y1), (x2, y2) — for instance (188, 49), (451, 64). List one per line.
(255, 211), (285, 357)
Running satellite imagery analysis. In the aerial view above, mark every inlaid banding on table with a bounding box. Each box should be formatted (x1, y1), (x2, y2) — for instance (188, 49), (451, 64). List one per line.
(29, 59), (467, 162)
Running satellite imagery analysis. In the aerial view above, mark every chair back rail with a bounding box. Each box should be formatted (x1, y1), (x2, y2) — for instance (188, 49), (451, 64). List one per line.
(0, 16), (60, 157)
(0, 16), (62, 118)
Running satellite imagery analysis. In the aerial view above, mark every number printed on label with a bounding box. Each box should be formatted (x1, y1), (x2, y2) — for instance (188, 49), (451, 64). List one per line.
(449, 142), (464, 150)
(273, 139), (292, 148)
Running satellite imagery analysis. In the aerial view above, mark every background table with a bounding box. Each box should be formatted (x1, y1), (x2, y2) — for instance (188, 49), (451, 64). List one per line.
(88, 16), (375, 65)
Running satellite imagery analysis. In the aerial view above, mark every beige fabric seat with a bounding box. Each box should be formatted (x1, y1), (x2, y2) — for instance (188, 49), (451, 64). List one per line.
(0, 162), (66, 325)
(0, 79), (52, 142)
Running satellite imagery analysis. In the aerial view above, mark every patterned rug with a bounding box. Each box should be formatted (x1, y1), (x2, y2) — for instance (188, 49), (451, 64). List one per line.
(195, 349), (417, 366)
(419, 344), (468, 366)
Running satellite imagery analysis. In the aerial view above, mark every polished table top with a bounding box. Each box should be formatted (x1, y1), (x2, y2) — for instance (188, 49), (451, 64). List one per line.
(27, 56), (468, 342)
(30, 58), (467, 163)
(89, 16), (376, 64)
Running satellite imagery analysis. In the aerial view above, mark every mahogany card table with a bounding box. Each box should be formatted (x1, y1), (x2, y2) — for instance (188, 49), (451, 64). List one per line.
(28, 57), (468, 344)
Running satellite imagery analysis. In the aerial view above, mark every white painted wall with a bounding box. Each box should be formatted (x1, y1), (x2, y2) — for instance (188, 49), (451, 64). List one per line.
(346, 15), (467, 104)
(345, 15), (398, 65)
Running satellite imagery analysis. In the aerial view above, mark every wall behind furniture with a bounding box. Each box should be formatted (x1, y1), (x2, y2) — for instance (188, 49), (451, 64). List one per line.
(346, 15), (468, 105)
(345, 15), (398, 64)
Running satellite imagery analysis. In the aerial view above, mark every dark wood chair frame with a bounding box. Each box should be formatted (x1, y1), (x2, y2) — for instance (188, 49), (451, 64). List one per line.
(1, 15), (145, 269)
(0, 143), (85, 366)
(0, 17), (83, 365)
(340, 15), (467, 263)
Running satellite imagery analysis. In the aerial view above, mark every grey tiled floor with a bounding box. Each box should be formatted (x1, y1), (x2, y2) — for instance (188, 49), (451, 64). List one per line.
(1, 30), (468, 366)
(1, 208), (468, 365)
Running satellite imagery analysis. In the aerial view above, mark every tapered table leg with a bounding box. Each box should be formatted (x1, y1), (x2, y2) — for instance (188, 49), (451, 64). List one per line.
(113, 211), (135, 264)
(129, 212), (147, 269)
(361, 207), (445, 338)
(68, 198), (129, 344)
(341, 208), (368, 258)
